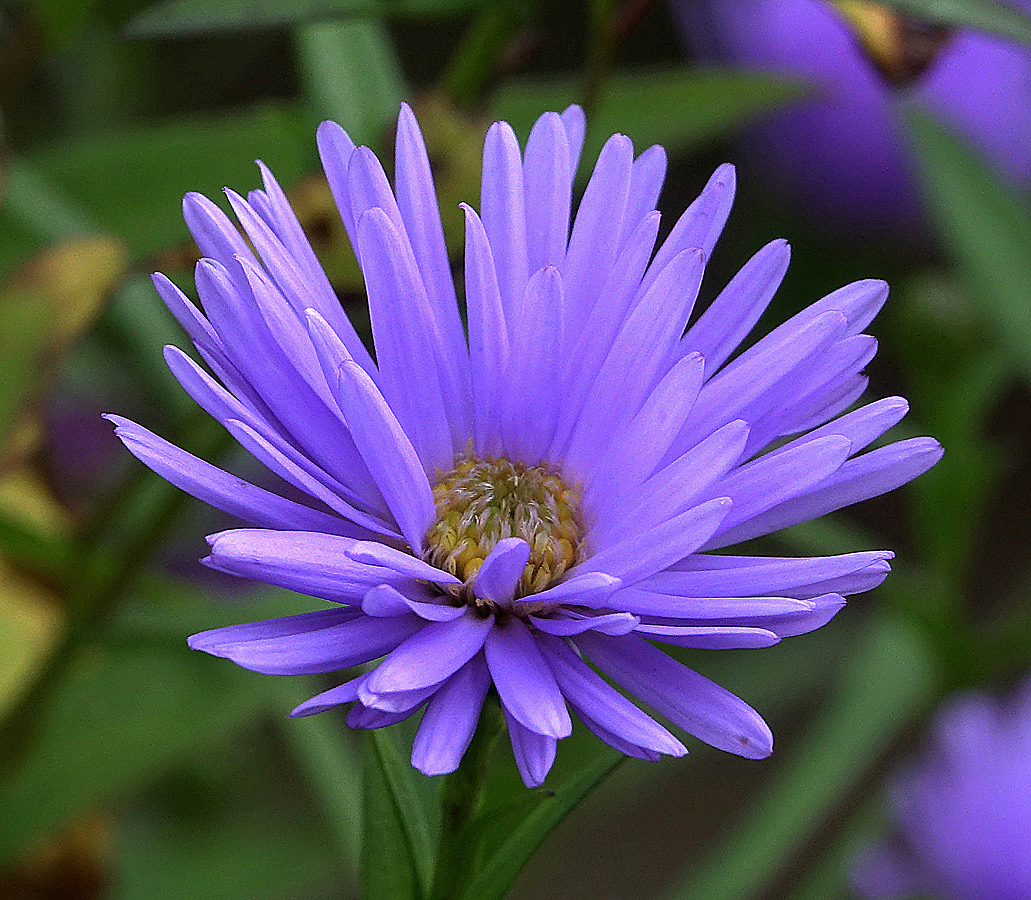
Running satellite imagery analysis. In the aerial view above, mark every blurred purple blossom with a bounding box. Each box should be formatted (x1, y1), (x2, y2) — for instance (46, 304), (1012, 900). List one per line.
(671, 0), (1031, 236)
(109, 104), (941, 786)
(853, 676), (1031, 898)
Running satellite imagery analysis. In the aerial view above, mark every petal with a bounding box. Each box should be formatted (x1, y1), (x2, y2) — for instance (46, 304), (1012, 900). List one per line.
(537, 633), (686, 758)
(503, 707), (557, 788)
(501, 266), (565, 464)
(581, 496), (732, 586)
(515, 571), (622, 608)
(664, 550), (895, 597)
(522, 110), (572, 273)
(363, 610), (494, 694)
(463, 203), (509, 458)
(316, 119), (359, 243)
(529, 612), (639, 636)
(361, 584), (466, 621)
(586, 351), (706, 506)
(680, 238), (790, 374)
(347, 541), (461, 585)
(290, 673), (365, 717)
(578, 631), (773, 759)
(562, 133), (634, 323)
(631, 623), (780, 649)
(709, 434), (852, 532)
(308, 313), (436, 554)
(641, 163), (734, 295)
(485, 618), (572, 738)
(564, 247), (707, 477)
(411, 654), (492, 776)
(105, 416), (359, 537)
(204, 528), (406, 602)
(189, 609), (422, 675)
(481, 121), (528, 323)
(597, 590), (814, 619)
(474, 538), (531, 606)
(355, 207), (455, 472)
(708, 437), (944, 548)
(618, 144), (667, 251)
(590, 419), (748, 546)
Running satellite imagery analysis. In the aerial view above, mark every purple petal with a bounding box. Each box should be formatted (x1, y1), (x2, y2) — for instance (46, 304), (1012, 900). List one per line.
(514, 571), (621, 609)
(481, 121), (528, 322)
(503, 706), (557, 788)
(347, 541), (461, 585)
(315, 120), (358, 241)
(355, 207), (455, 473)
(501, 266), (565, 464)
(708, 437), (944, 548)
(308, 316), (435, 554)
(484, 618), (571, 738)
(581, 496), (732, 586)
(664, 550), (894, 597)
(619, 144), (667, 250)
(204, 528), (406, 602)
(523, 110), (572, 273)
(462, 203), (509, 458)
(632, 623), (780, 649)
(529, 612), (639, 636)
(411, 654), (492, 776)
(361, 584), (466, 621)
(586, 350), (705, 505)
(189, 609), (422, 675)
(537, 634), (686, 758)
(105, 416), (359, 537)
(474, 538), (531, 606)
(563, 133), (633, 324)
(598, 589), (814, 619)
(642, 163), (734, 295)
(680, 238), (790, 374)
(578, 631), (773, 759)
(363, 610), (494, 694)
(710, 434), (852, 531)
(290, 673), (365, 717)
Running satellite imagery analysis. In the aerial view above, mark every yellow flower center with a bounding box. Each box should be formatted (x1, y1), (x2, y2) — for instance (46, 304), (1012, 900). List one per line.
(425, 457), (584, 600)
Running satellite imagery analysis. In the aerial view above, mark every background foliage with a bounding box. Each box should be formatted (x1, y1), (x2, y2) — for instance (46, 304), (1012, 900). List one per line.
(1, 1), (1029, 897)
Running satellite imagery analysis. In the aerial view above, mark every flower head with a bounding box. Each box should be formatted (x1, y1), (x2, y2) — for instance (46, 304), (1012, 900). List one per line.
(852, 677), (1031, 899)
(108, 103), (942, 786)
(671, 0), (1031, 235)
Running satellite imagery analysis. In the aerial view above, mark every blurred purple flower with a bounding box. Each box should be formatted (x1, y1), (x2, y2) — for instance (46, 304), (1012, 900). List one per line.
(107, 104), (941, 786)
(852, 677), (1031, 898)
(671, 0), (1031, 235)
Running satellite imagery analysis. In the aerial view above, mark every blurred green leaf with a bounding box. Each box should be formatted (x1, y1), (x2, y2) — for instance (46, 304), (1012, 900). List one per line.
(294, 17), (404, 144)
(362, 728), (436, 900)
(903, 105), (1031, 379)
(492, 68), (807, 165)
(111, 719), (347, 900)
(457, 739), (623, 900)
(663, 614), (941, 900)
(0, 236), (126, 451)
(24, 106), (311, 259)
(0, 584), (313, 866)
(125, 0), (490, 38)
(28, 0), (98, 44)
(886, 0), (1031, 47)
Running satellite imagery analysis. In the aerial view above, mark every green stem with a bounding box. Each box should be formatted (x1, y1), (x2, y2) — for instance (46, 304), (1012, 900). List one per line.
(442, 3), (525, 107)
(428, 699), (505, 900)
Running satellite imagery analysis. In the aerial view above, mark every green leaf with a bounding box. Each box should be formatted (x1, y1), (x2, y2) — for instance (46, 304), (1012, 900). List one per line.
(24, 106), (311, 259)
(903, 105), (1031, 379)
(362, 728), (436, 900)
(0, 585), (313, 866)
(663, 614), (942, 900)
(456, 734), (623, 900)
(492, 68), (807, 165)
(125, 0), (490, 38)
(884, 0), (1031, 47)
(294, 17), (405, 144)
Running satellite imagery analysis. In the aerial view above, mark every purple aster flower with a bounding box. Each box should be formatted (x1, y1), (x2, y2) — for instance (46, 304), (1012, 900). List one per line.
(107, 103), (941, 786)
(671, 0), (1031, 235)
(852, 676), (1031, 898)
